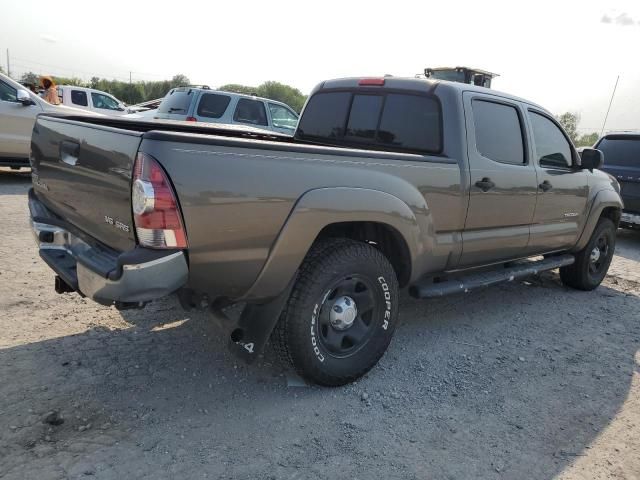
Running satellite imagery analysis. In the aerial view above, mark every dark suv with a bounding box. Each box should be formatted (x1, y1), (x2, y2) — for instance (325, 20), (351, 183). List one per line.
(597, 133), (640, 228)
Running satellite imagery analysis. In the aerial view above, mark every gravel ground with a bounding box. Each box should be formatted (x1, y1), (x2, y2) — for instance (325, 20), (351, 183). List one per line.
(1, 170), (639, 479)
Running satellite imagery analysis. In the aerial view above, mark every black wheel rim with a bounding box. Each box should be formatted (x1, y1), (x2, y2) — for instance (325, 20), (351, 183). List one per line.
(588, 232), (611, 276)
(316, 275), (379, 358)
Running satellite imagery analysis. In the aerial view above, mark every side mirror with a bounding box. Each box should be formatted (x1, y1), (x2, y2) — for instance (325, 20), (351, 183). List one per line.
(577, 147), (604, 171)
(16, 89), (35, 106)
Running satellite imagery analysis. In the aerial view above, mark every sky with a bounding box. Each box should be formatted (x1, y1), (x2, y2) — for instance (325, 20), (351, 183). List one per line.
(1, 0), (640, 134)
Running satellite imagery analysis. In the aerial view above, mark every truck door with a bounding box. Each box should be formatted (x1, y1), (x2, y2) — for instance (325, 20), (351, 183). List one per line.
(0, 78), (43, 160)
(525, 109), (589, 252)
(459, 93), (539, 267)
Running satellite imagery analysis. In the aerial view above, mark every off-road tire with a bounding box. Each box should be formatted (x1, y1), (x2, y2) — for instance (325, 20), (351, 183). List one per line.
(560, 217), (616, 291)
(271, 238), (399, 386)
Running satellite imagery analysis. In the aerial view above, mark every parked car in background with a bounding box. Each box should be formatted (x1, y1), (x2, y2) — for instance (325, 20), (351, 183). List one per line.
(597, 132), (640, 228)
(154, 86), (299, 135)
(0, 72), (100, 169)
(56, 85), (130, 116)
(29, 76), (621, 386)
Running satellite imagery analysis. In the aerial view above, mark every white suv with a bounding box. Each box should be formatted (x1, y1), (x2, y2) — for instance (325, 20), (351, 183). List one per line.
(154, 86), (299, 135)
(0, 73), (99, 169)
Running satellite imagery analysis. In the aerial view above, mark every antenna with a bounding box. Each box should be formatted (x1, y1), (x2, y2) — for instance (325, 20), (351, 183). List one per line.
(600, 75), (619, 137)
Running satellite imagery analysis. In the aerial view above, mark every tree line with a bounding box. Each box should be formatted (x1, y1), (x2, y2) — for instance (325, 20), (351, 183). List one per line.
(556, 112), (599, 148)
(1, 68), (605, 139)
(14, 71), (307, 112)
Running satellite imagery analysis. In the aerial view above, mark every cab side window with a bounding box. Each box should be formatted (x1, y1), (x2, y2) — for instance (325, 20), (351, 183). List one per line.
(529, 112), (573, 168)
(472, 100), (525, 165)
(268, 103), (298, 130)
(0, 80), (17, 102)
(91, 92), (121, 111)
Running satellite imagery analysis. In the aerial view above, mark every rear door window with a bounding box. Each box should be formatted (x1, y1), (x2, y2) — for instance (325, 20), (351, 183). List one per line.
(71, 90), (88, 106)
(196, 93), (231, 118)
(378, 94), (441, 152)
(297, 91), (441, 153)
(596, 137), (640, 168)
(472, 100), (524, 165)
(158, 89), (193, 114)
(529, 112), (573, 168)
(233, 98), (268, 126)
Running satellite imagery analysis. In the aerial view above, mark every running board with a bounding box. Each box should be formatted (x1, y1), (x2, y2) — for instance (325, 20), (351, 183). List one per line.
(409, 254), (575, 299)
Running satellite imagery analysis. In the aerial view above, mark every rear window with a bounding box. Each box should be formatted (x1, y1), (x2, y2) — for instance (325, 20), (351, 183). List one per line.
(297, 91), (441, 153)
(158, 89), (193, 114)
(196, 93), (231, 118)
(597, 137), (640, 168)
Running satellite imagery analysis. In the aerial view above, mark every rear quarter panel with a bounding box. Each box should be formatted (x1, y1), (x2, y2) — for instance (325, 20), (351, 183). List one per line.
(140, 136), (464, 300)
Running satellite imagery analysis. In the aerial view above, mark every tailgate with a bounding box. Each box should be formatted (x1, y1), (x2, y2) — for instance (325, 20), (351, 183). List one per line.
(31, 115), (142, 251)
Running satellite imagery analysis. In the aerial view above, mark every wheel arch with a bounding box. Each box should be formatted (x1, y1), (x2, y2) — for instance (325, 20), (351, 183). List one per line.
(241, 187), (431, 301)
(574, 189), (623, 252)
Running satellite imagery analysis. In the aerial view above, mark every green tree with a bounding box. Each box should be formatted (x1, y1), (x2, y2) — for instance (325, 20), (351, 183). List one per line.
(170, 74), (190, 88)
(219, 81), (307, 112)
(556, 112), (579, 144)
(257, 81), (306, 113)
(19, 72), (39, 86)
(52, 76), (87, 87)
(575, 132), (599, 147)
(219, 83), (259, 96)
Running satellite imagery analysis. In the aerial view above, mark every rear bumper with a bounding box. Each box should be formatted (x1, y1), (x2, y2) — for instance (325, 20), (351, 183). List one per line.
(29, 189), (188, 305)
(621, 211), (640, 227)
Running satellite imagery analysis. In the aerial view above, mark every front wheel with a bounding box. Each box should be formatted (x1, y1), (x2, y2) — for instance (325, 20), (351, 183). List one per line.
(560, 217), (616, 290)
(271, 239), (399, 386)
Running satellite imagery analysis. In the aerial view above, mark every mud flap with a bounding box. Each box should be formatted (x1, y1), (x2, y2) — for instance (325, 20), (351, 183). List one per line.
(227, 278), (295, 363)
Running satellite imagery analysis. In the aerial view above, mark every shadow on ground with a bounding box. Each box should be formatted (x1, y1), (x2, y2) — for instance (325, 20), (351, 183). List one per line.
(1, 272), (638, 479)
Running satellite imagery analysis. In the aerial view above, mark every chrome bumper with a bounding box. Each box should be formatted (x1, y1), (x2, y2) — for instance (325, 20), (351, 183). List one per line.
(31, 219), (188, 305)
(621, 212), (640, 226)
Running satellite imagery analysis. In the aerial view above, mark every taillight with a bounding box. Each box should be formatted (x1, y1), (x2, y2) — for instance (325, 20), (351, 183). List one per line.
(132, 152), (187, 249)
(186, 116), (197, 122)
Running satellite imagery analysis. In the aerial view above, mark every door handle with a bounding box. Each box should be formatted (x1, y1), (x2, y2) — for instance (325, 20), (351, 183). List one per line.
(60, 141), (80, 166)
(539, 180), (553, 192)
(475, 177), (495, 192)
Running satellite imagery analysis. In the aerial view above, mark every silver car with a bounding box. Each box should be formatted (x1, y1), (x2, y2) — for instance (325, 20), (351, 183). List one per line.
(0, 72), (94, 169)
(154, 86), (299, 135)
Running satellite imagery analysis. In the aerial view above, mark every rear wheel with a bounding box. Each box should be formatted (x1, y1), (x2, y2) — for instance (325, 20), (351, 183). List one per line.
(560, 217), (616, 290)
(271, 239), (399, 386)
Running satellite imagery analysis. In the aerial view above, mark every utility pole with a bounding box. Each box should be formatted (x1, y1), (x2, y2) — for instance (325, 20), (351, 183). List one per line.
(6, 49), (10, 77)
(129, 71), (132, 103)
(600, 75), (619, 137)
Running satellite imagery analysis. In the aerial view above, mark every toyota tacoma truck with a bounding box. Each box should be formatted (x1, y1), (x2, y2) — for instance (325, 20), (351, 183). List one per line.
(29, 76), (623, 386)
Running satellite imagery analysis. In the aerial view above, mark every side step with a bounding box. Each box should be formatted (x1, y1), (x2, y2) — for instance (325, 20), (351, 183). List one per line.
(409, 254), (575, 299)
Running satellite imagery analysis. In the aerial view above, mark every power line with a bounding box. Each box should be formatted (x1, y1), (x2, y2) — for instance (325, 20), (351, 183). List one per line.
(10, 55), (174, 83)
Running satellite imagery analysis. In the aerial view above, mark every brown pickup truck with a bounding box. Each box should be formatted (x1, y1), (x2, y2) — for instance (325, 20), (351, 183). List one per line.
(29, 77), (623, 385)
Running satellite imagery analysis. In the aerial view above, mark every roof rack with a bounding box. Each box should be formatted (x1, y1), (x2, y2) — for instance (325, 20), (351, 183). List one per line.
(424, 66), (499, 88)
(181, 85), (210, 90)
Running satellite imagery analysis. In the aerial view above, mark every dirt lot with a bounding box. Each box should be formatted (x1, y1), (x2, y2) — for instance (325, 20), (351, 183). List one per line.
(1, 170), (639, 479)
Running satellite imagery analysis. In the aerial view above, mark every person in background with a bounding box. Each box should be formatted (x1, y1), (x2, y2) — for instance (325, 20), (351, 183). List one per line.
(39, 75), (60, 105)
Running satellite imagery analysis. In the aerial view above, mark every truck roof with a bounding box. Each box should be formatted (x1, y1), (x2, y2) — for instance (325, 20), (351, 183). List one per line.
(315, 76), (547, 113)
